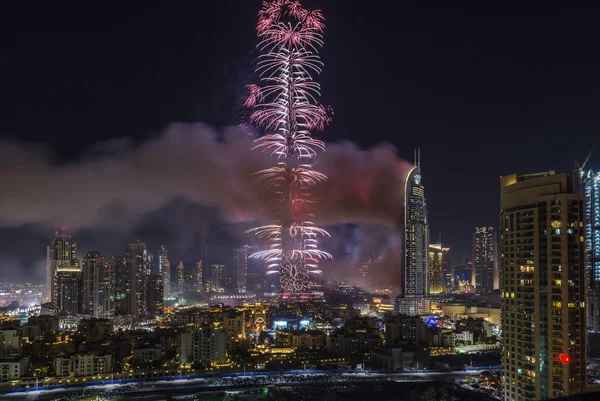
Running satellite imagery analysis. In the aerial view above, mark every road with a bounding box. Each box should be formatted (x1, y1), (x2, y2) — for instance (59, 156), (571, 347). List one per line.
(0, 368), (501, 400)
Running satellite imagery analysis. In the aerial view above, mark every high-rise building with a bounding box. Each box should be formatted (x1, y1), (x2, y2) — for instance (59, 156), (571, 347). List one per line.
(163, 259), (171, 300)
(211, 265), (225, 293)
(158, 245), (168, 276)
(201, 229), (210, 293)
(147, 274), (164, 316)
(246, 246), (264, 295)
(53, 266), (83, 316)
(94, 255), (114, 319)
(177, 261), (185, 296)
(396, 151), (430, 316)
(126, 242), (150, 318)
(82, 251), (104, 316)
(49, 230), (80, 309)
(472, 227), (499, 293)
(500, 171), (586, 401)
(44, 236), (55, 303)
(194, 261), (203, 294)
(233, 248), (248, 294)
(428, 243), (448, 294)
(584, 170), (600, 354)
(112, 256), (127, 316)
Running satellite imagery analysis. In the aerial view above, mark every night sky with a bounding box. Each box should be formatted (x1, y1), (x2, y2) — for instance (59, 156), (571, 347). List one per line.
(1, 2), (599, 280)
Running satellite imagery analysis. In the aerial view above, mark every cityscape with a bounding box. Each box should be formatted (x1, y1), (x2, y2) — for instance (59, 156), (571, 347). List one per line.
(0, 1), (600, 401)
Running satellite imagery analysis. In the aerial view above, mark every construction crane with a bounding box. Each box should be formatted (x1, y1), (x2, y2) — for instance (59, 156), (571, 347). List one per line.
(575, 136), (600, 193)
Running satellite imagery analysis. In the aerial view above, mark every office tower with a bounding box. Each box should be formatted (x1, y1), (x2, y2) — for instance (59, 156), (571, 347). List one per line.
(396, 150), (430, 315)
(112, 256), (127, 316)
(54, 266), (83, 316)
(472, 227), (499, 293)
(194, 260), (203, 294)
(585, 170), (600, 354)
(158, 245), (168, 276)
(442, 259), (453, 291)
(233, 248), (248, 294)
(126, 242), (150, 318)
(428, 242), (448, 294)
(500, 171), (586, 401)
(82, 251), (104, 316)
(49, 230), (80, 309)
(211, 265), (225, 293)
(94, 255), (114, 319)
(163, 259), (171, 299)
(44, 236), (55, 302)
(147, 274), (163, 316)
(177, 261), (185, 296)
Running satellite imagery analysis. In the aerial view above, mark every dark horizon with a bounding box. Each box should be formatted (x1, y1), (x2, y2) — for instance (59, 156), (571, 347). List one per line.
(1, 1), (600, 282)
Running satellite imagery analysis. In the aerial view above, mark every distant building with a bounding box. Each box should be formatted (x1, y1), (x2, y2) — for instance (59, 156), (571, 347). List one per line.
(158, 245), (168, 276)
(148, 274), (164, 316)
(112, 256), (128, 316)
(233, 248), (248, 294)
(211, 265), (225, 293)
(49, 230), (80, 311)
(500, 171), (586, 400)
(194, 261), (203, 294)
(82, 251), (104, 316)
(177, 261), (185, 296)
(472, 227), (499, 293)
(163, 259), (171, 300)
(428, 243), (448, 294)
(126, 242), (150, 318)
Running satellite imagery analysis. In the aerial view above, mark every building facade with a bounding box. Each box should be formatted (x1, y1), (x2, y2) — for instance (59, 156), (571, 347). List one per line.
(428, 243), (448, 294)
(585, 171), (600, 333)
(82, 251), (103, 316)
(233, 248), (248, 294)
(472, 227), (499, 293)
(397, 153), (430, 315)
(500, 171), (586, 401)
(126, 242), (150, 318)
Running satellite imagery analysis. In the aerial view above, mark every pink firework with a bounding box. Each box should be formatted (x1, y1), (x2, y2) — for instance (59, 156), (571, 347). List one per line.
(244, 0), (332, 294)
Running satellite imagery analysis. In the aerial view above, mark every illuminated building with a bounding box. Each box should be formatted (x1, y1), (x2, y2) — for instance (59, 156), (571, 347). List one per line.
(500, 171), (586, 400)
(82, 251), (103, 316)
(163, 259), (171, 299)
(472, 227), (499, 293)
(428, 243), (449, 294)
(126, 242), (150, 318)
(585, 171), (600, 336)
(396, 150), (430, 315)
(158, 245), (168, 276)
(112, 256), (127, 316)
(233, 247), (248, 294)
(148, 274), (164, 316)
(179, 324), (226, 366)
(177, 261), (185, 296)
(211, 265), (225, 293)
(53, 266), (83, 316)
(49, 230), (80, 310)
(194, 260), (203, 294)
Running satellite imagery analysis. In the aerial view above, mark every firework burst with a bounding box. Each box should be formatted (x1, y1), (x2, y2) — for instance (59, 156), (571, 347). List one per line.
(245, 0), (332, 294)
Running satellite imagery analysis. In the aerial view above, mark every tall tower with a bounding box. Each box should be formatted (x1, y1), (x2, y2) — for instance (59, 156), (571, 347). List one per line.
(211, 265), (225, 293)
(428, 242), (448, 294)
(112, 256), (127, 316)
(585, 170), (600, 353)
(126, 242), (149, 318)
(472, 227), (499, 293)
(395, 149), (430, 315)
(177, 261), (185, 296)
(233, 248), (248, 294)
(50, 230), (81, 312)
(201, 229), (209, 293)
(158, 245), (168, 276)
(194, 260), (203, 294)
(94, 255), (114, 319)
(82, 251), (104, 316)
(500, 171), (586, 401)
(44, 236), (55, 302)
(163, 259), (171, 300)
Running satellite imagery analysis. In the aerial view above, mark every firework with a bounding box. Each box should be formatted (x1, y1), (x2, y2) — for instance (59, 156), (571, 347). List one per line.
(245, 0), (332, 294)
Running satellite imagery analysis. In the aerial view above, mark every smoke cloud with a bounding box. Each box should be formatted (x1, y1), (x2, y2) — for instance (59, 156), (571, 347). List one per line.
(0, 123), (411, 232)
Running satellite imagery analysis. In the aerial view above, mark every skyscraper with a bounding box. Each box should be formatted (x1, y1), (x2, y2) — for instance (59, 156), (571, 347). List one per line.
(94, 255), (114, 319)
(500, 171), (586, 401)
(177, 261), (185, 296)
(233, 248), (248, 294)
(201, 229), (210, 293)
(148, 274), (163, 316)
(584, 170), (600, 353)
(395, 150), (430, 315)
(428, 243), (449, 294)
(472, 227), (499, 293)
(112, 256), (127, 316)
(126, 242), (150, 318)
(158, 245), (168, 276)
(163, 259), (171, 300)
(82, 251), (104, 316)
(211, 265), (225, 293)
(194, 260), (203, 294)
(50, 230), (81, 313)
